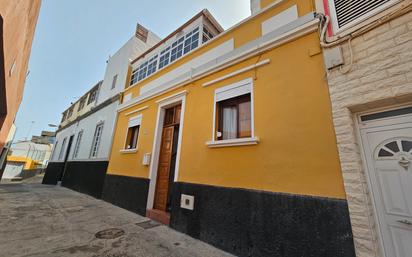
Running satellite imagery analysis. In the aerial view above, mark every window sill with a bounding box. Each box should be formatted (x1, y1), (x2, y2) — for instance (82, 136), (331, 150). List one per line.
(206, 137), (259, 148)
(120, 149), (138, 154)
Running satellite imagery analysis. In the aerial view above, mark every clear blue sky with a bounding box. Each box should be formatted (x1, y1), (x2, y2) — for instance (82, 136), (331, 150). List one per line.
(15, 0), (251, 141)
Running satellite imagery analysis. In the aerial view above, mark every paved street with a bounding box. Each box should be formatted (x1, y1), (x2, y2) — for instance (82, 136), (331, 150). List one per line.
(0, 176), (233, 257)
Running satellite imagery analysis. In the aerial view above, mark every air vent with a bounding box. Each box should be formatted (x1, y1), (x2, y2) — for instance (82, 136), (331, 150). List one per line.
(333, 0), (392, 28)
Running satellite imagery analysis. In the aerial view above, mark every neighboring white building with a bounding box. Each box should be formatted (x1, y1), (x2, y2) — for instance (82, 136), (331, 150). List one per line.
(3, 135), (54, 180)
(317, 1), (412, 257)
(44, 25), (160, 198)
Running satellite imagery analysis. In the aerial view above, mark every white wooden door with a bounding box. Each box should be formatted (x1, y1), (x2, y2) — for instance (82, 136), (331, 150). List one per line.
(360, 115), (412, 257)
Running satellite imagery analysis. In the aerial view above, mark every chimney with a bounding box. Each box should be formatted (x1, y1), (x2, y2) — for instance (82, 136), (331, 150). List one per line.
(250, 0), (261, 14)
(135, 23), (149, 43)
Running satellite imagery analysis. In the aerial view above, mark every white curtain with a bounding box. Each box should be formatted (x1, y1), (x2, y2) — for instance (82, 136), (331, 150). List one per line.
(222, 106), (237, 139)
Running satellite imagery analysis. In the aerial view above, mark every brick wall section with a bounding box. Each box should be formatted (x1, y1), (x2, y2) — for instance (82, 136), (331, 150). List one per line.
(326, 11), (412, 257)
(0, 0), (41, 150)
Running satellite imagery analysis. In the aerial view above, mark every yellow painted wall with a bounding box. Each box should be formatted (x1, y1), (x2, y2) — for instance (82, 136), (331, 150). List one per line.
(108, 1), (346, 200)
(7, 156), (39, 169)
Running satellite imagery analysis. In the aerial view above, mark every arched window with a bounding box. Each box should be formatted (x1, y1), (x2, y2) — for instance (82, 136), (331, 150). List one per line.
(375, 138), (412, 159)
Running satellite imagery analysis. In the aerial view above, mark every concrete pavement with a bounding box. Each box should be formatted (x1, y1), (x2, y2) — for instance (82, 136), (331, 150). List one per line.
(0, 176), (233, 257)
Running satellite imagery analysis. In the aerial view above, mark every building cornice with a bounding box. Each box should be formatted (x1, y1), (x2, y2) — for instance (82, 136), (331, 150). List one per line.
(57, 94), (120, 133)
(117, 13), (319, 112)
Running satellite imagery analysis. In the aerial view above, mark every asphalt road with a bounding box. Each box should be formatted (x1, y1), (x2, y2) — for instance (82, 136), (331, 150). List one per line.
(0, 176), (233, 257)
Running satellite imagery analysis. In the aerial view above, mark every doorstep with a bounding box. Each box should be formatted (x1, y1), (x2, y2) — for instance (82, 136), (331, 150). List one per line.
(146, 209), (170, 225)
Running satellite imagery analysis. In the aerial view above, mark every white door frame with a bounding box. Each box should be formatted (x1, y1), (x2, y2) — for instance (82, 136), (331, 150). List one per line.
(355, 103), (412, 257)
(146, 90), (187, 210)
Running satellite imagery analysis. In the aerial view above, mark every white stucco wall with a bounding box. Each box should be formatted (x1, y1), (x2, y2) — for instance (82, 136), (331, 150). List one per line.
(97, 32), (160, 105)
(51, 100), (119, 163)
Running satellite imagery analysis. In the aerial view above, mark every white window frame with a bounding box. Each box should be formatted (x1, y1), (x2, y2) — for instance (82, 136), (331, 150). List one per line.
(111, 74), (118, 89)
(121, 114), (142, 153)
(58, 137), (67, 160)
(328, 0), (400, 34)
(72, 130), (83, 159)
(51, 140), (58, 161)
(207, 78), (258, 148)
(90, 122), (104, 158)
(129, 26), (203, 87)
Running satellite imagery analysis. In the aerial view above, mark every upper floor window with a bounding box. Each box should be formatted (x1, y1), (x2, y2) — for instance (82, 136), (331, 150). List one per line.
(111, 74), (118, 89)
(183, 27), (199, 54)
(202, 26), (214, 44)
(329, 0), (398, 31)
(170, 37), (185, 62)
(78, 97), (86, 111)
(51, 140), (58, 160)
(67, 107), (74, 118)
(90, 123), (104, 158)
(88, 89), (98, 104)
(129, 26), (201, 86)
(72, 130), (83, 159)
(58, 137), (67, 160)
(61, 112), (67, 122)
(158, 47), (171, 69)
(130, 54), (159, 85)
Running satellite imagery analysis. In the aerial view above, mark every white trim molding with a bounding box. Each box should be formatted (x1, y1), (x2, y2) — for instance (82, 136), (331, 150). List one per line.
(146, 92), (187, 210)
(119, 149), (138, 154)
(155, 90), (188, 105)
(117, 13), (318, 112)
(202, 59), (270, 87)
(206, 137), (259, 148)
(125, 106), (148, 116)
(122, 114), (143, 152)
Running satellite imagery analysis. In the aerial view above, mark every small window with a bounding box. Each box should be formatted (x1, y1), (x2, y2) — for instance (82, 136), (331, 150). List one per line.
(67, 107), (73, 118)
(170, 37), (184, 62)
(88, 89), (98, 104)
(51, 140), (58, 160)
(61, 112), (67, 122)
(217, 94), (251, 140)
(158, 47), (171, 69)
(111, 74), (118, 89)
(376, 138), (412, 159)
(214, 79), (253, 141)
(90, 123), (104, 158)
(58, 138), (67, 160)
(202, 26), (214, 44)
(125, 115), (142, 150)
(130, 68), (139, 86)
(138, 61), (148, 81)
(183, 27), (199, 54)
(125, 126), (140, 149)
(72, 130), (83, 159)
(78, 98), (86, 111)
(146, 55), (158, 76)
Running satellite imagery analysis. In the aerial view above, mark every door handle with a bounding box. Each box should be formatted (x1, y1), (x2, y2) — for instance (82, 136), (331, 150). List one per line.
(397, 219), (412, 225)
(398, 157), (410, 169)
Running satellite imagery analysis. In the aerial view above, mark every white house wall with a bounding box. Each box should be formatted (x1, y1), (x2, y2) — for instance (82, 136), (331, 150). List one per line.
(51, 100), (119, 163)
(97, 32), (161, 105)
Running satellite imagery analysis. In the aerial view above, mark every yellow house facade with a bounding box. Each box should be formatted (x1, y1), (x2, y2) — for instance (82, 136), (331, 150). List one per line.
(102, 1), (356, 256)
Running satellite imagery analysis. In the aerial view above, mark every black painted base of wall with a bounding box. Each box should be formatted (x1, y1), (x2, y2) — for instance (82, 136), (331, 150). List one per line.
(61, 161), (108, 198)
(42, 162), (64, 185)
(101, 174), (149, 216)
(170, 182), (356, 257)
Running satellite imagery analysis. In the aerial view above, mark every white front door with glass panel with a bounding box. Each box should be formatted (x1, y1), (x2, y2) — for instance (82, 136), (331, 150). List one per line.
(360, 110), (412, 257)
